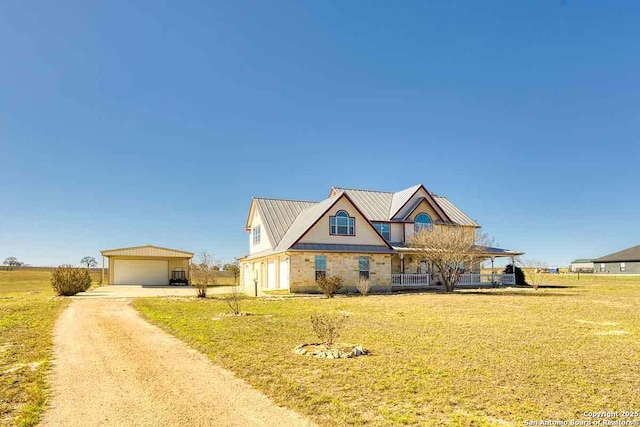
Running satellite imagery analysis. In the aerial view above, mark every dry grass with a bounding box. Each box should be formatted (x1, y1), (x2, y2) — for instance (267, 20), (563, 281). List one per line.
(0, 270), (70, 426)
(134, 278), (639, 426)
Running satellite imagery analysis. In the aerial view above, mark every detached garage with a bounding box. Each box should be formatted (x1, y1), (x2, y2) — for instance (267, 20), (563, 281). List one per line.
(100, 245), (194, 285)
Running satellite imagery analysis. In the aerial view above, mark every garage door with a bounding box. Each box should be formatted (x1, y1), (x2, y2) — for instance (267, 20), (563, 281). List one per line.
(113, 260), (169, 285)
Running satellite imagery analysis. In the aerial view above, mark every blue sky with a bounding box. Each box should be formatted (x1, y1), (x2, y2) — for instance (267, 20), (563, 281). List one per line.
(1, 1), (638, 267)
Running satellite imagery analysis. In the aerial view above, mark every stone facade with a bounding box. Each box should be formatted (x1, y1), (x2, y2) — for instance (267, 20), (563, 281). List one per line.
(289, 251), (392, 293)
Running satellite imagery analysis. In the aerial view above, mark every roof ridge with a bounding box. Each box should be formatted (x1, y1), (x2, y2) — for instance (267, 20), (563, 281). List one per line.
(333, 187), (395, 194)
(254, 197), (318, 203)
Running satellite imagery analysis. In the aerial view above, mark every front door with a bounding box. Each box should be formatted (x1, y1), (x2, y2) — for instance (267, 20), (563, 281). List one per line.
(419, 261), (428, 274)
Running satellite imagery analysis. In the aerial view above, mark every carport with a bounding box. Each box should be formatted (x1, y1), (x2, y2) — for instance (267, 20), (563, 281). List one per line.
(100, 245), (193, 285)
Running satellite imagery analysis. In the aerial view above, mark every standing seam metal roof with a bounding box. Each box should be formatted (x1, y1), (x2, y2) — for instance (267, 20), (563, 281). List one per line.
(254, 198), (317, 247)
(432, 196), (478, 227)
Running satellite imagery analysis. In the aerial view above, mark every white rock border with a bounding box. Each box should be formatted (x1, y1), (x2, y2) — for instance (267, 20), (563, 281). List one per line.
(293, 343), (369, 359)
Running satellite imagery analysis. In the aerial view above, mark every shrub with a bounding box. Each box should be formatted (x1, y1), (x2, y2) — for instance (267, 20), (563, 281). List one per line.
(310, 314), (345, 348)
(316, 275), (344, 298)
(190, 252), (217, 298)
(51, 265), (92, 296)
(224, 286), (242, 314)
(503, 264), (527, 286)
(356, 277), (371, 296)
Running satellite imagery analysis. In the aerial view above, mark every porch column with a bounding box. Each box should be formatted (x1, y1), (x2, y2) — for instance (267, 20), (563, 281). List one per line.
(491, 257), (495, 284)
(400, 254), (405, 285)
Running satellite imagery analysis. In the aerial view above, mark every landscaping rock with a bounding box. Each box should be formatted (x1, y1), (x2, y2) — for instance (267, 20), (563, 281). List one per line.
(293, 343), (369, 359)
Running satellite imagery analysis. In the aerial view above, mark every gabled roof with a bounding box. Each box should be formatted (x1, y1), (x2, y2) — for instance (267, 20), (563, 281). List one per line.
(331, 184), (477, 226)
(329, 187), (393, 220)
(247, 198), (317, 247)
(244, 184), (481, 259)
(390, 184), (422, 219)
(593, 245), (640, 263)
(275, 192), (393, 252)
(100, 245), (193, 258)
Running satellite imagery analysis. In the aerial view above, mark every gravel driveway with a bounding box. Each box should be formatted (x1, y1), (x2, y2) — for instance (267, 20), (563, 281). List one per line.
(41, 299), (314, 427)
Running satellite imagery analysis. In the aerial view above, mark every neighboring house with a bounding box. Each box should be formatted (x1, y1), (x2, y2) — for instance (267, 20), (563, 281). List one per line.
(592, 245), (640, 275)
(570, 259), (594, 272)
(239, 184), (522, 293)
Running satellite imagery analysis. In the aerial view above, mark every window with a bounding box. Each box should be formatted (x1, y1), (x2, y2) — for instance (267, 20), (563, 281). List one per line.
(315, 256), (327, 281)
(414, 213), (432, 233)
(252, 225), (261, 245)
(330, 210), (355, 236)
(373, 223), (391, 240)
(600, 263), (605, 272)
(620, 262), (626, 272)
(359, 256), (370, 280)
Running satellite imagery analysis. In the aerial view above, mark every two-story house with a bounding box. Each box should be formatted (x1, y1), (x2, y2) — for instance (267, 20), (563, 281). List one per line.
(239, 184), (521, 293)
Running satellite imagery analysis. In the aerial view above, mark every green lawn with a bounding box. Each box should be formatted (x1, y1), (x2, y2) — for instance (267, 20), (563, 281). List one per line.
(0, 270), (95, 426)
(134, 279), (640, 426)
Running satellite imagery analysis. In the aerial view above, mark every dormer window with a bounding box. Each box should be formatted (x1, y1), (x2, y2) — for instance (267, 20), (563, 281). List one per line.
(330, 210), (355, 236)
(252, 225), (261, 245)
(414, 213), (432, 233)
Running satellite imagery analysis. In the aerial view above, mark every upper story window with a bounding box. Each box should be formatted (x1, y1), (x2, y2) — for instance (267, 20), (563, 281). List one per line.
(414, 213), (433, 233)
(373, 223), (391, 240)
(330, 210), (355, 236)
(252, 225), (261, 245)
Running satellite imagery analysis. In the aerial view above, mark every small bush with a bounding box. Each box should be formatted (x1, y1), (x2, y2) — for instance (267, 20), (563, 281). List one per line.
(310, 314), (345, 348)
(224, 286), (242, 314)
(316, 275), (344, 298)
(356, 277), (371, 296)
(51, 265), (92, 296)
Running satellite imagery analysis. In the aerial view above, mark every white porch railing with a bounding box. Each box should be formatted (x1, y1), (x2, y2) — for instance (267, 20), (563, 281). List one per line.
(456, 273), (515, 286)
(392, 274), (430, 287)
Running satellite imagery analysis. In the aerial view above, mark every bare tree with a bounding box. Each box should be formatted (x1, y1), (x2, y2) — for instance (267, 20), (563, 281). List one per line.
(408, 226), (490, 293)
(3, 257), (24, 271)
(223, 285), (242, 315)
(80, 256), (97, 269)
(190, 251), (217, 298)
(521, 259), (548, 290)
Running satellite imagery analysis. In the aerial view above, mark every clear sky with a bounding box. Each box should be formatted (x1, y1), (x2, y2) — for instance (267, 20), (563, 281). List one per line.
(1, 1), (638, 267)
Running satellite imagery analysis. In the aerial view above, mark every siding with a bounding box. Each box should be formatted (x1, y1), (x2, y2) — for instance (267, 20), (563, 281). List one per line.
(297, 197), (388, 246)
(248, 209), (274, 254)
(594, 261), (640, 275)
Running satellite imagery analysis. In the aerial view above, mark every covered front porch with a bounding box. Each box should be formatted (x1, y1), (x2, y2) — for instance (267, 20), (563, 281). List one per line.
(390, 245), (523, 290)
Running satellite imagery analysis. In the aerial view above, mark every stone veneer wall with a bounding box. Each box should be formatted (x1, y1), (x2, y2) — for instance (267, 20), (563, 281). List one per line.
(289, 252), (392, 293)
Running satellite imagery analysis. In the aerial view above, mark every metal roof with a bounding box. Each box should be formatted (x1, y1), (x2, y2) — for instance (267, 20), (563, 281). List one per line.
(331, 188), (393, 221)
(253, 198), (317, 247)
(247, 184), (484, 256)
(290, 243), (395, 253)
(100, 245), (193, 258)
(390, 184), (421, 218)
(432, 196), (478, 227)
(593, 245), (640, 263)
(274, 194), (342, 252)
